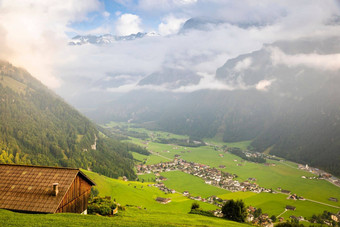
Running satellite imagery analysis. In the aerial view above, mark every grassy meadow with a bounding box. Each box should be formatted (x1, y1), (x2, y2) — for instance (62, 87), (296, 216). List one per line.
(160, 171), (230, 197)
(83, 170), (218, 213)
(107, 121), (340, 220)
(0, 208), (246, 227)
(0, 170), (247, 227)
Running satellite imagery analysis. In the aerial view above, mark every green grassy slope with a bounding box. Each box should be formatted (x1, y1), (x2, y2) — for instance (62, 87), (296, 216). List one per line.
(133, 140), (340, 207)
(0, 170), (248, 227)
(160, 171), (229, 197)
(104, 122), (340, 221)
(0, 208), (247, 227)
(128, 138), (340, 220)
(83, 170), (218, 213)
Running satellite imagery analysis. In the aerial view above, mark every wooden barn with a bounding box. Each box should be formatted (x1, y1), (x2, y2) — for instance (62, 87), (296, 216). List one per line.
(0, 164), (95, 214)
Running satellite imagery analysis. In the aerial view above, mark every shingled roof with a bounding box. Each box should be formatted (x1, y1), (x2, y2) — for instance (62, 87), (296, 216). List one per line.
(0, 164), (95, 213)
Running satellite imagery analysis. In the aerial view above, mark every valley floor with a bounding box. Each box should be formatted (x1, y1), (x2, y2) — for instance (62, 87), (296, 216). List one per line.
(104, 121), (340, 222)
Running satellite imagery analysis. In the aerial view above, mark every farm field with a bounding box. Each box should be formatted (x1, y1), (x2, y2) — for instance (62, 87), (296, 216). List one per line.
(133, 143), (340, 207)
(219, 192), (339, 220)
(83, 170), (218, 213)
(147, 170), (339, 219)
(160, 171), (230, 197)
(106, 121), (340, 221)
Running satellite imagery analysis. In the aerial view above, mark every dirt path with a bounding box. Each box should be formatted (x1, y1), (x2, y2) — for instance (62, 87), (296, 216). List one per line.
(277, 209), (287, 217)
(304, 198), (340, 209)
(149, 151), (172, 161)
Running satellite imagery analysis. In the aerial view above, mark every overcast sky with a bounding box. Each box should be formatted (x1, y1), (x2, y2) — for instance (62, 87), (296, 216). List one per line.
(0, 0), (340, 95)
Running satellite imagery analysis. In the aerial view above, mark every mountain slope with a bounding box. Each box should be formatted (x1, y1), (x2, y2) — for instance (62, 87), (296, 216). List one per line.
(0, 61), (136, 178)
(85, 37), (340, 176)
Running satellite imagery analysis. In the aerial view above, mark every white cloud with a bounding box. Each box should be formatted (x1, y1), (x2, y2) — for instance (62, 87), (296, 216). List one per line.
(174, 0), (197, 5)
(270, 47), (340, 71)
(0, 0), (101, 88)
(138, 0), (197, 11)
(105, 71), (246, 93)
(103, 11), (110, 18)
(173, 72), (236, 92)
(234, 57), (252, 72)
(115, 13), (143, 36)
(256, 79), (274, 91)
(158, 15), (187, 35)
(1, 0), (340, 95)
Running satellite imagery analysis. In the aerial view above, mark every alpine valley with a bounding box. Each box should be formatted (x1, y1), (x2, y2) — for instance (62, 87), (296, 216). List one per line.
(1, 1), (340, 226)
(77, 37), (340, 177)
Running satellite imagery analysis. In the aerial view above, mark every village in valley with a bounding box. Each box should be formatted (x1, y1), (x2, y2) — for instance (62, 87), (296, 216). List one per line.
(136, 158), (271, 194)
(131, 133), (340, 226)
(136, 159), (283, 226)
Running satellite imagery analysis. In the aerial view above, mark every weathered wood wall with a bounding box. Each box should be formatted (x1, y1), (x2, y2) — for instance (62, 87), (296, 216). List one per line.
(56, 175), (92, 213)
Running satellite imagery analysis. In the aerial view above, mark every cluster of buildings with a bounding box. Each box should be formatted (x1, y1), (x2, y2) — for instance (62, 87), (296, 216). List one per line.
(155, 197), (171, 204)
(287, 194), (305, 200)
(153, 182), (176, 194)
(246, 206), (275, 227)
(331, 212), (340, 223)
(136, 159), (271, 193)
(298, 164), (340, 187)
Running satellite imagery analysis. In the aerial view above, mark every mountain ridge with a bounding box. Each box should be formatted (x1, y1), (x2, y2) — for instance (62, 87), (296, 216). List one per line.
(0, 61), (137, 178)
(83, 37), (340, 177)
(69, 32), (159, 45)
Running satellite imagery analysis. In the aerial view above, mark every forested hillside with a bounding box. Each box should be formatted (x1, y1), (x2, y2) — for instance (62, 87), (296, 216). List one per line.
(0, 61), (136, 179)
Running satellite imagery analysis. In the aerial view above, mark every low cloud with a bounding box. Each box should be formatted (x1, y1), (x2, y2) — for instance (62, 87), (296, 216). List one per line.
(173, 72), (241, 93)
(270, 47), (340, 71)
(138, 0), (197, 11)
(115, 13), (143, 36)
(0, 0), (101, 88)
(1, 0), (340, 97)
(234, 57), (252, 72)
(256, 79), (274, 91)
(158, 15), (187, 36)
(105, 71), (253, 93)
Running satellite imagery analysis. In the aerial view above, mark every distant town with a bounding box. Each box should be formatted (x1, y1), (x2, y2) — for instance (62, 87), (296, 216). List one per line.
(137, 158), (272, 194)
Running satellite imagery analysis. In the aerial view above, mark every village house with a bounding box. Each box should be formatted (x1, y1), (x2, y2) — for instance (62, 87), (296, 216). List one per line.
(290, 215), (298, 221)
(0, 164), (95, 214)
(331, 213), (340, 222)
(155, 197), (171, 204)
(281, 189), (291, 194)
(213, 209), (223, 217)
(329, 197), (338, 202)
(286, 205), (296, 211)
(246, 214), (254, 222)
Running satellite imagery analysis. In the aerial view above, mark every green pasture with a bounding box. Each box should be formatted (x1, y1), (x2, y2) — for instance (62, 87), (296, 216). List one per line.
(83, 170), (218, 213)
(0, 208), (246, 227)
(106, 122), (340, 220)
(137, 143), (340, 208)
(160, 171), (230, 198)
(219, 192), (339, 220)
(137, 173), (156, 182)
(132, 152), (148, 162)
